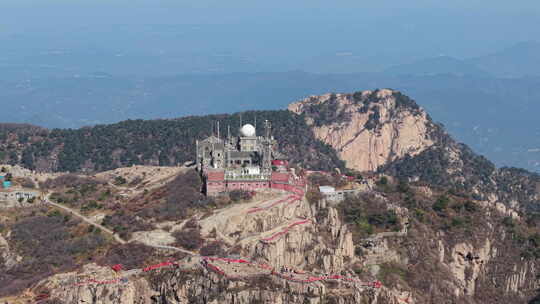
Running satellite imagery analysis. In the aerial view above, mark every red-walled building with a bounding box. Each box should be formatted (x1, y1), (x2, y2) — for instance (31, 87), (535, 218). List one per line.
(197, 120), (295, 196)
(204, 168), (305, 196)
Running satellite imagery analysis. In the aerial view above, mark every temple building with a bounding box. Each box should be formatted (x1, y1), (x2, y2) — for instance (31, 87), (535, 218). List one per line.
(196, 120), (289, 195)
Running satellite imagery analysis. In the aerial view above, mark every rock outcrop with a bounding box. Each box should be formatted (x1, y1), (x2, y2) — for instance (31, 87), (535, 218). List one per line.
(288, 89), (435, 172)
(2, 89), (540, 304)
(29, 191), (410, 304)
(31, 182), (540, 304)
(0, 234), (21, 269)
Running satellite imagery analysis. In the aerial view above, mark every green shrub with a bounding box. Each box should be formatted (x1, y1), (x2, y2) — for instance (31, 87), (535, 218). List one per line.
(378, 262), (408, 286)
(502, 216), (515, 228)
(113, 176), (127, 186)
(377, 176), (388, 186)
(451, 217), (465, 228)
(433, 195), (450, 213)
(355, 219), (374, 236)
(414, 209), (426, 222)
(397, 179), (410, 193)
(306, 189), (323, 205)
(229, 189), (254, 202)
(464, 201), (478, 213)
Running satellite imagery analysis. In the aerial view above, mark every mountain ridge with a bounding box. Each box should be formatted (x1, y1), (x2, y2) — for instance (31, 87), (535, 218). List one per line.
(1, 89), (540, 303)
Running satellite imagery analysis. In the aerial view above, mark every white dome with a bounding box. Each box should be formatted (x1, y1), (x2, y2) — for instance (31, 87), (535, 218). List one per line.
(240, 124), (256, 137)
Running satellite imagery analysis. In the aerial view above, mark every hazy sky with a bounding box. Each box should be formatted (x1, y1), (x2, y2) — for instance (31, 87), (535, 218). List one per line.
(1, 1), (539, 74)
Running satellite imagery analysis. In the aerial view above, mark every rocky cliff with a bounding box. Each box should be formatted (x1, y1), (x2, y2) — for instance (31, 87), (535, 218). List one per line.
(288, 89), (436, 172)
(2, 89), (540, 303)
(17, 182), (540, 304)
(27, 193), (407, 304)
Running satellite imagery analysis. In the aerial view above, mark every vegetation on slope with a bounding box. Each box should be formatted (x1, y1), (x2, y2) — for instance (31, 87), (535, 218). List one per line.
(379, 122), (540, 212)
(0, 169), (215, 297)
(298, 89), (423, 130)
(0, 207), (110, 296)
(0, 110), (345, 173)
(334, 177), (540, 303)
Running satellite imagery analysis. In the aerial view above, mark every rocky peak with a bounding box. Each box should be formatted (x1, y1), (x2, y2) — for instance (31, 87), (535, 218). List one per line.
(288, 89), (436, 172)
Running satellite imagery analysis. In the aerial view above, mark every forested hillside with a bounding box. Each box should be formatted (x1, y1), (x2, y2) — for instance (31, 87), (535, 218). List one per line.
(0, 110), (344, 173)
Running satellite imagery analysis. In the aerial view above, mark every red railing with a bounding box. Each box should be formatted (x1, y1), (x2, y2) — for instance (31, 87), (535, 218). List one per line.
(142, 260), (176, 272)
(261, 219), (311, 243)
(247, 195), (297, 214)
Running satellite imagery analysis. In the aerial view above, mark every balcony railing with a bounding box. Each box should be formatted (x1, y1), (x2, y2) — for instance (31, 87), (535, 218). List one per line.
(224, 173), (271, 181)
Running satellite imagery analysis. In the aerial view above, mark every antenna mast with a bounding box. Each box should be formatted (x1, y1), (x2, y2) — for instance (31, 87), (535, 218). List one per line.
(265, 120), (271, 139)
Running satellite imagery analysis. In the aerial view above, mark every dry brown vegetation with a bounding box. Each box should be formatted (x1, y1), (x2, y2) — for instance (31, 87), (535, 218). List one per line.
(40, 174), (105, 190)
(173, 228), (204, 251)
(99, 243), (157, 269)
(200, 241), (226, 257)
(0, 208), (109, 297)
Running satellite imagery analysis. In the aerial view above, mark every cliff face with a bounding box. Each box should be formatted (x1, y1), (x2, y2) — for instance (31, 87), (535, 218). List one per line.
(31, 194), (405, 304)
(288, 89), (435, 172)
(27, 183), (540, 304)
(3, 89), (540, 303)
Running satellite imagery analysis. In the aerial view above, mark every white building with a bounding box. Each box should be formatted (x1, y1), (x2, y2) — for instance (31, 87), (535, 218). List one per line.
(319, 185), (359, 203)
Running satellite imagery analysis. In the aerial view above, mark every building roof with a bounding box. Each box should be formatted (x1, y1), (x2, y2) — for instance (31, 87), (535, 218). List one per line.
(272, 151), (288, 160)
(272, 160), (287, 166)
(319, 186), (336, 193)
(200, 136), (223, 144)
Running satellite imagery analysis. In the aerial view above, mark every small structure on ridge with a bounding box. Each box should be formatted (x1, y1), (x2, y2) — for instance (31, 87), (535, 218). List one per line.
(196, 120), (291, 195)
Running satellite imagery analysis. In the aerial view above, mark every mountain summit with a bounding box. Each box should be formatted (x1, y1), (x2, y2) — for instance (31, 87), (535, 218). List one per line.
(1, 90), (539, 303)
(289, 89), (436, 172)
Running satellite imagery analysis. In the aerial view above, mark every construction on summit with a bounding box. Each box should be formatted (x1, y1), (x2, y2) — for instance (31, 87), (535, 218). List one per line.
(196, 119), (302, 196)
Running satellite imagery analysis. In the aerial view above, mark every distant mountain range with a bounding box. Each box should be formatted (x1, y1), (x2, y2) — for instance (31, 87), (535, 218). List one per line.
(470, 41), (540, 78)
(0, 42), (539, 173)
(384, 56), (488, 77)
(384, 41), (540, 78)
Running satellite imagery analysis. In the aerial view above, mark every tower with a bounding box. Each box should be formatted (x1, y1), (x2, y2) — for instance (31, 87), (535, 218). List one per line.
(262, 120), (273, 171)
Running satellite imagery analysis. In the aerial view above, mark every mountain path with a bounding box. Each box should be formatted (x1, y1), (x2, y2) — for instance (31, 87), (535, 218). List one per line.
(44, 193), (197, 255)
(44, 193), (126, 245)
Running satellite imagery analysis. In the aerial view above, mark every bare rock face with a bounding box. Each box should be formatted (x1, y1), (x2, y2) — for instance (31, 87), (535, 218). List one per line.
(21, 184), (540, 304)
(34, 263), (156, 304)
(0, 233), (21, 269)
(288, 89), (435, 172)
(448, 240), (493, 297)
(31, 193), (408, 304)
(199, 193), (355, 275)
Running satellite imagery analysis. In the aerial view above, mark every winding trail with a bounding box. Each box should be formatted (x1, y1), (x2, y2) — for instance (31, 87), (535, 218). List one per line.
(44, 194), (127, 245)
(42, 186), (387, 297)
(44, 193), (197, 255)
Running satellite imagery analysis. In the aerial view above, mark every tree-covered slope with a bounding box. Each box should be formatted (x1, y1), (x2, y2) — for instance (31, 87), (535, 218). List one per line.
(0, 110), (344, 173)
(379, 126), (540, 213)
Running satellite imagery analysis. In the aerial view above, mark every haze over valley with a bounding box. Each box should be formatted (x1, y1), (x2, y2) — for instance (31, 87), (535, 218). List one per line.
(2, 1), (540, 172)
(1, 2), (540, 303)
